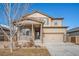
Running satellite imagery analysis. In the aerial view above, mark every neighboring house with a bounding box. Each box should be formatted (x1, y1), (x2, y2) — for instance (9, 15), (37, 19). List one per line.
(0, 25), (9, 41)
(67, 27), (79, 44)
(13, 11), (67, 46)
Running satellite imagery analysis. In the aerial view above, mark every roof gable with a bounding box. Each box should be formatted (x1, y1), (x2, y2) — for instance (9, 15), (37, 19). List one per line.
(23, 11), (63, 20)
(23, 11), (51, 18)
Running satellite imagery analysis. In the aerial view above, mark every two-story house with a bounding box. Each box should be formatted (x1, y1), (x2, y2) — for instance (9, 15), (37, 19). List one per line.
(13, 11), (67, 47)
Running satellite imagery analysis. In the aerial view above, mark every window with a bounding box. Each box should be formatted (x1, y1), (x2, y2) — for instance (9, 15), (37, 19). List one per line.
(54, 22), (58, 25)
(43, 19), (47, 25)
(21, 29), (26, 35)
(43, 18), (49, 25)
(21, 29), (30, 36)
(54, 21), (58, 25)
(0, 35), (4, 41)
(26, 31), (30, 36)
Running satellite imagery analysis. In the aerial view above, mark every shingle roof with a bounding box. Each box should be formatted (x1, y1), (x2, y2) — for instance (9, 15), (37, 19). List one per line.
(68, 27), (79, 33)
(0, 24), (9, 31)
(23, 11), (64, 20)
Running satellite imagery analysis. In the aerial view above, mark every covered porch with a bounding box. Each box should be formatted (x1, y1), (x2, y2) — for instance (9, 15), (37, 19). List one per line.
(13, 18), (44, 47)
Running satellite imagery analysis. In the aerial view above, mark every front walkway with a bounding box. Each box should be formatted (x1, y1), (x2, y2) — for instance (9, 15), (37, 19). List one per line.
(45, 42), (79, 56)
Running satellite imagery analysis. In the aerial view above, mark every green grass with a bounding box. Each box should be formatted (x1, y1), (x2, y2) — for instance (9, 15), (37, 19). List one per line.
(0, 48), (50, 56)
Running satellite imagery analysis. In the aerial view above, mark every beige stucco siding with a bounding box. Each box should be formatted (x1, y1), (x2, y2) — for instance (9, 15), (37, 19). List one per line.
(43, 28), (66, 33)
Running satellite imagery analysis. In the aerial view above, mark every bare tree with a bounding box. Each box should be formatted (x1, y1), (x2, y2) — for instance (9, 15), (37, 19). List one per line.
(0, 3), (30, 53)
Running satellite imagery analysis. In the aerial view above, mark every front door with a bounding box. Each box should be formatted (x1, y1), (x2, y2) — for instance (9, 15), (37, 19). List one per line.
(35, 28), (40, 40)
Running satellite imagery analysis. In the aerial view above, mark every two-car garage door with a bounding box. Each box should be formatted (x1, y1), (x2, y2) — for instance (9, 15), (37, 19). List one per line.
(43, 33), (64, 43)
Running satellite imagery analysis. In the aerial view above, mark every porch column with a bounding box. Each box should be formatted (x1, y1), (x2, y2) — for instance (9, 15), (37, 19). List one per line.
(63, 32), (67, 42)
(40, 24), (43, 47)
(17, 27), (20, 41)
(32, 24), (34, 42)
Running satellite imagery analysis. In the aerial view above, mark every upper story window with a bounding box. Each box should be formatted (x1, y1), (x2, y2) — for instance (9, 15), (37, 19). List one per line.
(54, 22), (58, 25)
(43, 18), (49, 25)
(54, 21), (58, 25)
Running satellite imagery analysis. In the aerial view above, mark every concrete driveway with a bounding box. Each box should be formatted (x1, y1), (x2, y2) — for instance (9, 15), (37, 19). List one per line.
(44, 42), (79, 56)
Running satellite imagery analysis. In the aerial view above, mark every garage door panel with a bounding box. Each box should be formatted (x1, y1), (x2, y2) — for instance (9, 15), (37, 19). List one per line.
(71, 37), (76, 43)
(43, 34), (64, 43)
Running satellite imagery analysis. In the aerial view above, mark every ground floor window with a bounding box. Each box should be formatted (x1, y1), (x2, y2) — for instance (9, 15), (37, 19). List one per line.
(21, 29), (31, 36)
(0, 35), (4, 41)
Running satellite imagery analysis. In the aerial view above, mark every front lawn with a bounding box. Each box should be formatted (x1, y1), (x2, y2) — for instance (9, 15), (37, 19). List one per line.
(0, 48), (50, 56)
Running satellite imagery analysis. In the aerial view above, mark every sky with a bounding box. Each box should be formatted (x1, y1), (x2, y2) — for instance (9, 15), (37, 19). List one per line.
(0, 3), (79, 29)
